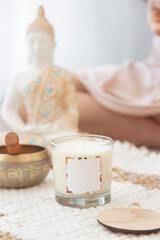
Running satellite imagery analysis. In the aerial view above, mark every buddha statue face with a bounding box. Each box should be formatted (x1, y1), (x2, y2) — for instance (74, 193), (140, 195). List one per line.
(27, 31), (54, 68)
(27, 6), (55, 68)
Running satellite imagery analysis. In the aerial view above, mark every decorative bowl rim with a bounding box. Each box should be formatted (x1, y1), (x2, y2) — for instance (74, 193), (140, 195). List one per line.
(0, 144), (49, 163)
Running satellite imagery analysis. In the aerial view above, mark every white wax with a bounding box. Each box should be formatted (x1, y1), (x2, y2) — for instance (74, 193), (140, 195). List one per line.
(52, 141), (112, 197)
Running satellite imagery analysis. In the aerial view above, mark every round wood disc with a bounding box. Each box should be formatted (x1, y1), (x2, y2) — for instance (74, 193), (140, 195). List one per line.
(97, 208), (160, 234)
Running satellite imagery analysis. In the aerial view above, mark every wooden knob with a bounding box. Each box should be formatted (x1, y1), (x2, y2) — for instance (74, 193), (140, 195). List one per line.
(5, 132), (21, 155)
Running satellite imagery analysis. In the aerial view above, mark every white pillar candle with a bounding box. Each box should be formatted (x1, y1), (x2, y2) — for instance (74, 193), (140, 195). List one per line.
(51, 135), (113, 208)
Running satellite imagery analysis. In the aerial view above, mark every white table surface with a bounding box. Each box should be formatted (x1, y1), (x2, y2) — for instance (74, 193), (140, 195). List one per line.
(0, 141), (159, 240)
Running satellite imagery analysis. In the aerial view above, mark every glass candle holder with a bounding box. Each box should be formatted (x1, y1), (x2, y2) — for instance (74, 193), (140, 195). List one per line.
(51, 134), (113, 208)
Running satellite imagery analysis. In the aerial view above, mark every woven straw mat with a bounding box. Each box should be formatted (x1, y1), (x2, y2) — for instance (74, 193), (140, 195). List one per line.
(0, 140), (159, 240)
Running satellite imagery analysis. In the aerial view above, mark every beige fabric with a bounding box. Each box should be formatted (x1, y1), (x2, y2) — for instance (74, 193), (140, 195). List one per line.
(75, 36), (160, 117)
(22, 66), (78, 128)
(0, 141), (159, 239)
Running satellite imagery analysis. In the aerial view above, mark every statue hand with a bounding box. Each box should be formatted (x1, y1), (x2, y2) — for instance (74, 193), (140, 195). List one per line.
(23, 123), (59, 134)
(23, 125), (36, 133)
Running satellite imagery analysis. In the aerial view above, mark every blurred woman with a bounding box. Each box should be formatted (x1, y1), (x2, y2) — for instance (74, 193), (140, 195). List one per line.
(74, 0), (160, 148)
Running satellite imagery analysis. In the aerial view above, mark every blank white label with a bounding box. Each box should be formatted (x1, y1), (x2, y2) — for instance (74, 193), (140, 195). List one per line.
(66, 156), (102, 194)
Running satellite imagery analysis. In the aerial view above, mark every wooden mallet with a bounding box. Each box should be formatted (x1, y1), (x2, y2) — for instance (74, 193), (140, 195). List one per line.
(5, 132), (21, 155)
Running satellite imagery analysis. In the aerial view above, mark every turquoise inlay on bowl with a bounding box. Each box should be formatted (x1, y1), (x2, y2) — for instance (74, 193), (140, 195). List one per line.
(55, 71), (60, 76)
(35, 77), (41, 83)
(25, 86), (31, 92)
(46, 88), (52, 94)
(29, 138), (35, 144)
(43, 111), (49, 117)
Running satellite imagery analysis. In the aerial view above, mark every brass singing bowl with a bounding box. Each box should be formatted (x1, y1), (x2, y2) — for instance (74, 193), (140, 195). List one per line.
(0, 145), (51, 188)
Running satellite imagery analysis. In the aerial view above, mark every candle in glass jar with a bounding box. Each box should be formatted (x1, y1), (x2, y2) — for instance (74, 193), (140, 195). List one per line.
(51, 135), (113, 208)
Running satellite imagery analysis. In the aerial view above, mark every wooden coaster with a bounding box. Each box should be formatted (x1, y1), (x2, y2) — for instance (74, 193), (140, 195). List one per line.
(97, 208), (160, 234)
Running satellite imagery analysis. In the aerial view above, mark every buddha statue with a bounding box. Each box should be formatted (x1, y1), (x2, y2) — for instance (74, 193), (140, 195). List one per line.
(1, 6), (79, 146)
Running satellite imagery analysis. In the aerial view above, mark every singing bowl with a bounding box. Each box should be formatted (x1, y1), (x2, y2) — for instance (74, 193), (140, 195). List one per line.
(0, 144), (51, 188)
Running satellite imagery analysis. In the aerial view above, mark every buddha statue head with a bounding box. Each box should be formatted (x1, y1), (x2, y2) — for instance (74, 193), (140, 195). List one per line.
(27, 6), (55, 68)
